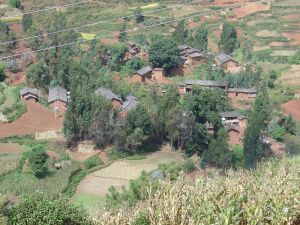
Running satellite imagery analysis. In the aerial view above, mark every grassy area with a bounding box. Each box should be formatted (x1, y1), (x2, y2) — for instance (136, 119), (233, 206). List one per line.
(72, 194), (106, 211)
(0, 16), (22, 23)
(81, 33), (96, 40)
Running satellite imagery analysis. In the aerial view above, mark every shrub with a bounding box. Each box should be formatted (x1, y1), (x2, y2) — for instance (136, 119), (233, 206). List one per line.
(182, 159), (195, 173)
(0, 64), (5, 82)
(9, 194), (94, 225)
(22, 14), (32, 32)
(25, 144), (49, 178)
(285, 135), (300, 156)
(131, 211), (150, 225)
(9, 0), (21, 8)
(83, 155), (103, 169)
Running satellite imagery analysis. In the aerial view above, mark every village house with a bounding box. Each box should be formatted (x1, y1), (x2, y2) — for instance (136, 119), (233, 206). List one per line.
(95, 87), (122, 108)
(220, 111), (247, 145)
(178, 45), (207, 67)
(20, 87), (38, 102)
(227, 87), (257, 99)
(131, 66), (169, 84)
(215, 53), (241, 73)
(48, 86), (68, 116)
(119, 95), (139, 118)
(124, 41), (140, 61)
(178, 80), (229, 95)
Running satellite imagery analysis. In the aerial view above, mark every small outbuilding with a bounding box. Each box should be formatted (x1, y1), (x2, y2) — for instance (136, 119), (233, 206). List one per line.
(20, 87), (38, 102)
(215, 53), (241, 73)
(95, 87), (122, 108)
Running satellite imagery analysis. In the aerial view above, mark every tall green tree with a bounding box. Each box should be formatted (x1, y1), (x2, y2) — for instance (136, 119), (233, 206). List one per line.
(26, 63), (49, 87)
(219, 22), (239, 54)
(149, 35), (180, 70)
(254, 83), (271, 122)
(119, 24), (128, 42)
(243, 112), (271, 169)
(26, 144), (49, 178)
(22, 14), (33, 32)
(190, 24), (208, 51)
(0, 64), (5, 82)
(0, 21), (15, 52)
(172, 20), (188, 44)
(134, 7), (144, 23)
(9, 0), (21, 8)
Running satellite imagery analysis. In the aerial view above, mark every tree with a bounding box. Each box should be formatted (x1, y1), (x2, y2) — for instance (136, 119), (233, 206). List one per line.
(190, 24), (208, 51)
(9, 194), (94, 225)
(254, 83), (271, 122)
(26, 63), (49, 87)
(219, 22), (239, 54)
(0, 21), (15, 52)
(119, 24), (128, 42)
(149, 35), (180, 70)
(172, 20), (188, 44)
(202, 128), (233, 168)
(134, 7), (144, 23)
(243, 112), (271, 169)
(22, 14), (32, 32)
(0, 64), (5, 82)
(125, 57), (146, 73)
(26, 144), (48, 178)
(9, 0), (21, 8)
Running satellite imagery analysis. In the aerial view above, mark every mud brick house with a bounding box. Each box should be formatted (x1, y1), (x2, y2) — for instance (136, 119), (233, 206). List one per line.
(227, 88), (257, 100)
(20, 87), (38, 102)
(119, 95), (139, 118)
(178, 45), (206, 67)
(220, 111), (247, 145)
(178, 80), (229, 95)
(124, 41), (140, 61)
(48, 86), (68, 116)
(95, 87), (122, 108)
(215, 53), (241, 73)
(131, 66), (167, 84)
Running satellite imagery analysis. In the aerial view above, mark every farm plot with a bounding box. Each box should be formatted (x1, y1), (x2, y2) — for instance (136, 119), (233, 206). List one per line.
(0, 101), (63, 138)
(281, 100), (300, 122)
(278, 65), (300, 87)
(233, 2), (270, 19)
(75, 150), (184, 210)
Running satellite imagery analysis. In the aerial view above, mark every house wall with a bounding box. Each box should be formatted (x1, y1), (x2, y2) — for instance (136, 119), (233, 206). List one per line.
(22, 94), (38, 102)
(49, 100), (67, 117)
(131, 74), (144, 83)
(225, 60), (240, 73)
(178, 86), (186, 95)
(151, 68), (165, 81)
(189, 56), (206, 66)
(228, 129), (241, 145)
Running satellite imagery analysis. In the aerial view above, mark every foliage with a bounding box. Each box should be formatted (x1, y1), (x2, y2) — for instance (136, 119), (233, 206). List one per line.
(0, 64), (5, 82)
(0, 154), (21, 176)
(101, 158), (300, 225)
(26, 63), (49, 87)
(189, 24), (208, 51)
(0, 21), (15, 52)
(134, 7), (144, 23)
(22, 14), (32, 32)
(9, 194), (94, 225)
(285, 135), (300, 156)
(23, 144), (49, 178)
(131, 211), (150, 225)
(202, 128), (233, 168)
(219, 22), (239, 54)
(125, 57), (146, 73)
(9, 0), (21, 8)
(83, 155), (103, 169)
(172, 20), (188, 44)
(254, 83), (271, 122)
(149, 35), (180, 70)
(119, 24), (128, 42)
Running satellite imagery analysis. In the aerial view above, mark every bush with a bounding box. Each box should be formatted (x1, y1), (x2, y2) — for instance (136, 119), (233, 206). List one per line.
(182, 159), (195, 173)
(22, 14), (32, 32)
(9, 0), (21, 8)
(25, 144), (49, 178)
(83, 155), (103, 169)
(9, 194), (94, 225)
(0, 64), (5, 82)
(131, 211), (150, 225)
(285, 135), (300, 156)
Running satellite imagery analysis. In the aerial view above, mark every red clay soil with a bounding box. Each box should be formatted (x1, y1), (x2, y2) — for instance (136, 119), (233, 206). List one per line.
(0, 143), (24, 154)
(283, 32), (300, 45)
(0, 101), (63, 138)
(282, 14), (300, 20)
(268, 137), (285, 158)
(46, 150), (61, 160)
(70, 150), (108, 163)
(5, 71), (26, 85)
(281, 100), (300, 122)
(233, 2), (270, 19)
(100, 38), (119, 46)
(9, 23), (23, 33)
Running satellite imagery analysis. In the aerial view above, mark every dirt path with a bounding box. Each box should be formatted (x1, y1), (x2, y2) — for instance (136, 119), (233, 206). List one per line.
(0, 101), (63, 138)
(75, 149), (184, 199)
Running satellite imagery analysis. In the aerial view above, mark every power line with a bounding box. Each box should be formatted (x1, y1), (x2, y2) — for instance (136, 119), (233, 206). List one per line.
(0, 0), (90, 20)
(0, 0), (209, 46)
(0, 5), (240, 61)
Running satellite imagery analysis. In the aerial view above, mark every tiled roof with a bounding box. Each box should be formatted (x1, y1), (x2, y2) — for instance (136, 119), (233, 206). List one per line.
(220, 111), (246, 120)
(136, 66), (153, 76)
(20, 87), (38, 96)
(178, 45), (191, 51)
(184, 79), (229, 87)
(227, 88), (256, 94)
(95, 87), (122, 101)
(216, 53), (237, 63)
(48, 86), (67, 103)
(121, 95), (139, 112)
(188, 52), (203, 58)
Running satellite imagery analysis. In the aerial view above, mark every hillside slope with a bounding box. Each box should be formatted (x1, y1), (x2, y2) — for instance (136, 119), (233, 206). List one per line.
(100, 157), (300, 225)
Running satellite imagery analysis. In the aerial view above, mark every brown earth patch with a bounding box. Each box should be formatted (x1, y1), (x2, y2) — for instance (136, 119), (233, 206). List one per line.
(233, 2), (270, 19)
(0, 101), (63, 138)
(279, 65), (300, 87)
(46, 150), (61, 160)
(70, 150), (108, 163)
(0, 143), (25, 154)
(100, 38), (119, 46)
(208, 38), (219, 53)
(283, 32), (300, 45)
(5, 71), (26, 85)
(282, 14), (300, 20)
(281, 99), (300, 122)
(9, 23), (23, 33)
